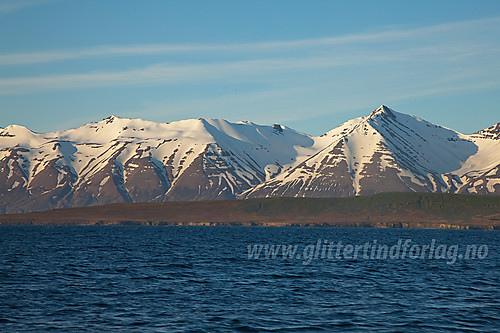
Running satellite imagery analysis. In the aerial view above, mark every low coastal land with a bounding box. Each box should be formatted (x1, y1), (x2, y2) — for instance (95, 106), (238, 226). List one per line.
(1, 193), (500, 229)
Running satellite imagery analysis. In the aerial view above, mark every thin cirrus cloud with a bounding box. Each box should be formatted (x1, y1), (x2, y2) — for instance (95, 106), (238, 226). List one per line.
(0, 56), (374, 94)
(0, 0), (56, 15)
(0, 16), (498, 66)
(0, 45), (489, 95)
(0, 16), (498, 97)
(0, 45), (497, 96)
(133, 70), (500, 127)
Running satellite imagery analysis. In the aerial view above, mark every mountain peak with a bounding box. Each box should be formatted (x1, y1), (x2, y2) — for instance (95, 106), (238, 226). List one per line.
(473, 122), (500, 140)
(1, 106), (500, 214)
(1, 124), (34, 136)
(367, 105), (398, 122)
(369, 105), (392, 116)
(102, 115), (125, 124)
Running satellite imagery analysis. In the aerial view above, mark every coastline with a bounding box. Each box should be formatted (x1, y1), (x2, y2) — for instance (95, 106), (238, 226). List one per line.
(1, 193), (499, 230)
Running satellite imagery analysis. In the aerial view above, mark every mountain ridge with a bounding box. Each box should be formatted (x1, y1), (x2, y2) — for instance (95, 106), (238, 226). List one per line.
(1, 105), (499, 213)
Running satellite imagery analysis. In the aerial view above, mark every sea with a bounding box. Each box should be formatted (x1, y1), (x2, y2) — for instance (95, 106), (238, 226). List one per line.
(0, 226), (498, 332)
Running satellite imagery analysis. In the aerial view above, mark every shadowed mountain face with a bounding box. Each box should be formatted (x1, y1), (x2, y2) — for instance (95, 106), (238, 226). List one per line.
(1, 106), (499, 213)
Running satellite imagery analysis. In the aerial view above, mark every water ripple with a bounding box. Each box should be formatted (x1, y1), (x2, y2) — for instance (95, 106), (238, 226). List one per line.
(0, 226), (498, 332)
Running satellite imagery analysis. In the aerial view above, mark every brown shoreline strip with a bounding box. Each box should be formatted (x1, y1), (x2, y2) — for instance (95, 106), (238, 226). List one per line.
(1, 193), (499, 230)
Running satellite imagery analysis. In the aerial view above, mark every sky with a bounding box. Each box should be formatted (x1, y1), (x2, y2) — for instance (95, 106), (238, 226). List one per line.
(0, 0), (499, 136)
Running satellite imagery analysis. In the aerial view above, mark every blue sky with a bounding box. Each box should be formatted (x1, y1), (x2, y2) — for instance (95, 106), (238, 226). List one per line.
(1, 0), (499, 135)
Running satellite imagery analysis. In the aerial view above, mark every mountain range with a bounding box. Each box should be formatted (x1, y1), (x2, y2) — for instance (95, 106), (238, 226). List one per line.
(1, 105), (499, 213)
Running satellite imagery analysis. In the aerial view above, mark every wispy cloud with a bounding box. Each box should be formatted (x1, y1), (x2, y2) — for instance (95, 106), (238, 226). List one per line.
(0, 40), (497, 95)
(132, 72), (500, 128)
(0, 12), (499, 132)
(1, 16), (499, 66)
(0, 0), (56, 15)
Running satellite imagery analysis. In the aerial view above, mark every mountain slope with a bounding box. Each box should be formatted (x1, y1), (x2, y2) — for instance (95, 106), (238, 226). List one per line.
(0, 116), (315, 213)
(1, 106), (499, 213)
(244, 106), (500, 198)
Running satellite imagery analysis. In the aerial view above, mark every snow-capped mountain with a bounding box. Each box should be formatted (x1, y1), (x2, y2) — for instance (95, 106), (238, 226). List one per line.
(0, 116), (315, 213)
(1, 106), (499, 213)
(245, 106), (500, 198)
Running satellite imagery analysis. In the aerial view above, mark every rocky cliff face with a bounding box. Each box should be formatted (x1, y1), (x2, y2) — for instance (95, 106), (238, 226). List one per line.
(1, 106), (499, 213)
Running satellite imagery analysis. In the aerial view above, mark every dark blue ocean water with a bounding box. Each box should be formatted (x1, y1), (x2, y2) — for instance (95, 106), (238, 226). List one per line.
(0, 226), (499, 332)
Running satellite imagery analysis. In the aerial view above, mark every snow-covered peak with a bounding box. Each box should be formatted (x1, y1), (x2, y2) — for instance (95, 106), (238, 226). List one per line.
(367, 104), (398, 120)
(321, 105), (401, 139)
(1, 106), (499, 214)
(0, 124), (40, 149)
(1, 124), (34, 135)
(471, 122), (500, 140)
(48, 116), (212, 144)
